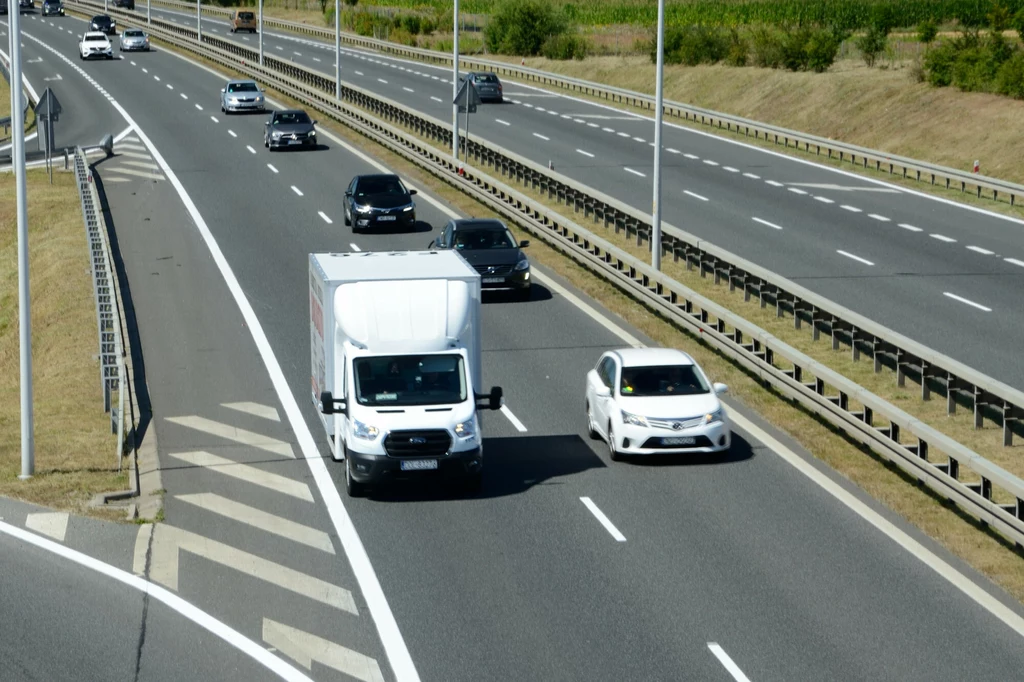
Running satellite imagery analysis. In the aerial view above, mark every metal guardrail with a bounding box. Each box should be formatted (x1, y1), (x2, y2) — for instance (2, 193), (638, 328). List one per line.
(73, 145), (129, 470)
(68, 2), (1024, 547)
(140, 0), (1024, 206)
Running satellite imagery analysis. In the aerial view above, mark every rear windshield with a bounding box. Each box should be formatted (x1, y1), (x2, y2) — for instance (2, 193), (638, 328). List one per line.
(238, 12), (254, 20)
(228, 82), (259, 93)
(619, 365), (709, 396)
(92, 16), (110, 22)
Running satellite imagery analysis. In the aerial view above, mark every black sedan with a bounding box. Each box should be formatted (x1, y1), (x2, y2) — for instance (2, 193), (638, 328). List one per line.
(112, 0), (135, 8)
(429, 219), (531, 299)
(344, 174), (417, 233)
(41, 0), (64, 16)
(458, 72), (503, 103)
(264, 109), (317, 150)
(90, 14), (116, 34)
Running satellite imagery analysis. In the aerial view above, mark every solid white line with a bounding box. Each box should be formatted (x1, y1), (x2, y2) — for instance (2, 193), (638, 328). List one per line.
(624, 167), (645, 177)
(0, 522), (314, 682)
(813, 196), (834, 204)
(533, 133), (550, 141)
(112, 126), (134, 144)
(350, 243), (362, 252)
(684, 190), (709, 201)
(267, 164), (279, 173)
(967, 246), (994, 255)
(319, 211), (333, 224)
(931, 234), (956, 243)
(787, 187), (807, 195)
(753, 217), (783, 231)
(292, 185), (304, 196)
(898, 223), (923, 232)
(576, 149), (594, 158)
(868, 213), (890, 222)
(495, 119), (510, 126)
(403, 87), (414, 92)
(580, 497), (627, 542)
(943, 292), (992, 312)
(228, 130), (237, 138)
(499, 405), (527, 432)
(708, 644), (751, 682)
(837, 250), (874, 266)
(1006, 258), (1024, 267)
(246, 145), (256, 154)
(840, 205), (862, 212)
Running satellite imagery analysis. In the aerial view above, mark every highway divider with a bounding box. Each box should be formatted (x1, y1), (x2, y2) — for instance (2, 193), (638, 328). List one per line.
(66, 0), (1024, 547)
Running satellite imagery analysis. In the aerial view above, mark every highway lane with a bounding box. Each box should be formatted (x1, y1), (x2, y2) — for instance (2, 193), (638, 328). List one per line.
(24, 17), (1024, 682)
(103, 3), (1024, 390)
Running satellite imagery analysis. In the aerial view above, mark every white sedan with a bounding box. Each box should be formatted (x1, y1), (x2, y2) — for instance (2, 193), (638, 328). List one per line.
(585, 347), (731, 460)
(79, 31), (114, 60)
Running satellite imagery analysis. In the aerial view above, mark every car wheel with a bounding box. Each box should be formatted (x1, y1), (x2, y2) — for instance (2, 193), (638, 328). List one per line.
(585, 401), (599, 440)
(345, 456), (366, 498)
(607, 424), (622, 462)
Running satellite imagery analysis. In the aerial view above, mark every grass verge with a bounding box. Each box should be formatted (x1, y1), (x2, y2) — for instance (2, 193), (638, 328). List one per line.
(0, 168), (128, 515)
(171, 42), (1024, 604)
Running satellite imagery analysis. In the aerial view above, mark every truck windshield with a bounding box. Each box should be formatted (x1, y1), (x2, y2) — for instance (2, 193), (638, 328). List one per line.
(354, 354), (467, 406)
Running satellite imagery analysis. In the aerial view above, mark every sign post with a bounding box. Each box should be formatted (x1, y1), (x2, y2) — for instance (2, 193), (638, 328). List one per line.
(453, 78), (480, 163)
(34, 88), (62, 185)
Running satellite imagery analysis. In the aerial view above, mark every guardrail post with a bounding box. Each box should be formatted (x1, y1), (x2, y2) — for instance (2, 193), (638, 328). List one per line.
(896, 349), (907, 388)
(947, 374), (958, 415)
(873, 338), (884, 373)
(974, 387), (987, 428)
(1003, 403), (1015, 446)
(921, 362), (932, 401)
(851, 328), (860, 361)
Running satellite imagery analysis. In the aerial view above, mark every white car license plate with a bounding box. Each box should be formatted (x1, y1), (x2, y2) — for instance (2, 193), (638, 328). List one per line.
(377, 215), (397, 221)
(663, 436), (696, 446)
(400, 459), (438, 471)
(482, 277), (504, 283)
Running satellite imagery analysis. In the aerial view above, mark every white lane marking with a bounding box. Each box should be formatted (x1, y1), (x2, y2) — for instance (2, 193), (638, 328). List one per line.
(743, 172), (760, 179)
(930, 234), (956, 243)
(708, 644), (751, 682)
(113, 127), (135, 144)
(765, 180), (784, 187)
(222, 401), (280, 421)
(787, 187), (807, 195)
(632, 136), (645, 142)
(533, 133), (550, 141)
(170, 451), (312, 501)
(122, 161), (161, 170)
(840, 205), (862, 212)
(500, 405), (527, 432)
(275, 45), (283, 50)
(166, 83), (174, 90)
(293, 51), (302, 56)
(142, 67), (148, 72)
(580, 497), (627, 542)
(246, 145), (257, 154)
(616, 131), (630, 137)
(210, 115), (219, 123)
(130, 60), (136, 66)
(561, 114), (572, 119)
(350, 243), (362, 252)
(868, 213), (890, 222)
(403, 87), (414, 93)
(195, 103), (203, 110)
(899, 223), (923, 232)
(166, 416), (294, 458)
(495, 119), (510, 126)
(576, 149), (594, 158)
(967, 246), (994, 255)
(176, 493), (336, 554)
(684, 190), (709, 201)
(319, 211), (333, 224)
(943, 292), (992, 312)
(723, 166), (739, 172)
(430, 96), (442, 102)
(355, 70), (363, 75)
(267, 164), (279, 173)
(536, 106), (546, 112)
(624, 167), (646, 177)
(813, 196), (834, 204)
(117, 142), (148, 152)
(25, 512), (69, 542)
(1006, 258), (1024, 267)
(602, 127), (614, 133)
(587, 123), (599, 128)
(264, 619), (385, 682)
(154, 75), (161, 81)
(180, 93), (188, 100)
(837, 250), (874, 266)
(313, 57), (321, 62)
(753, 217), (783, 231)
(668, 148), (680, 154)
(377, 78), (387, 84)
(292, 186), (304, 197)
(108, 167), (166, 181)
(702, 159), (719, 166)
(0, 522), (314, 682)
(228, 129), (237, 138)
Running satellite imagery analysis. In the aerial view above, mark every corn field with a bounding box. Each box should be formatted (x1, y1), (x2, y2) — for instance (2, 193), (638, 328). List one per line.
(346, 1), (1024, 29)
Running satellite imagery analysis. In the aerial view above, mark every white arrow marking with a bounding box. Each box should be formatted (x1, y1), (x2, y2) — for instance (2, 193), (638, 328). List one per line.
(166, 415), (294, 458)
(169, 451), (313, 502)
(263, 619), (385, 682)
(43, 73), (62, 81)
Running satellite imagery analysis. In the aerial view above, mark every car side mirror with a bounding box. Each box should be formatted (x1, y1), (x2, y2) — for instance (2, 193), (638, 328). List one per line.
(313, 120), (319, 125)
(220, 88), (225, 93)
(344, 190), (352, 197)
(427, 240), (435, 248)
(713, 382), (728, 395)
(519, 240), (530, 248)
(595, 385), (611, 397)
(409, 189), (418, 196)
(319, 391), (346, 415)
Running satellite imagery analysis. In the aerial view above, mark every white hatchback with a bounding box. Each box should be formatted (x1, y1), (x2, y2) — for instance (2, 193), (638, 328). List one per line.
(585, 347), (731, 460)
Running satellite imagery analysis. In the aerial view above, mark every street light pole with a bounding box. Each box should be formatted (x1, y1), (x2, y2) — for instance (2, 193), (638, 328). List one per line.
(147, 0), (151, 25)
(197, 0), (202, 41)
(651, 0), (665, 271)
(334, 0), (340, 100)
(451, 0), (459, 161)
(9, 0), (35, 479)
(258, 0), (264, 66)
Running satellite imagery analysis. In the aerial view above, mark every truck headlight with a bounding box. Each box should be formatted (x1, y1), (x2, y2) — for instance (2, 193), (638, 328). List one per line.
(352, 419), (380, 441)
(454, 419), (476, 440)
(620, 410), (648, 427)
(704, 409), (723, 425)
(514, 256), (530, 271)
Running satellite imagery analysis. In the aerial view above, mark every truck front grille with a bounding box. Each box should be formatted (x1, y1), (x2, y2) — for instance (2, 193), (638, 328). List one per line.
(384, 429), (451, 458)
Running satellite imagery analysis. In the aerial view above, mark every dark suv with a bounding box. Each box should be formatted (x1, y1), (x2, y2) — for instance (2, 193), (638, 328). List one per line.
(112, 0), (134, 8)
(429, 218), (531, 299)
(41, 0), (64, 16)
(90, 14), (117, 34)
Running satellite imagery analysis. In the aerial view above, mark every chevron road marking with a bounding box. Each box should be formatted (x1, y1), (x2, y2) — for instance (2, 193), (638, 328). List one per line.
(222, 401), (281, 422)
(169, 451), (314, 502)
(108, 167), (166, 181)
(25, 512), (69, 542)
(176, 493), (335, 554)
(115, 151), (156, 160)
(264, 618), (385, 682)
(167, 415), (295, 458)
(148, 524), (357, 614)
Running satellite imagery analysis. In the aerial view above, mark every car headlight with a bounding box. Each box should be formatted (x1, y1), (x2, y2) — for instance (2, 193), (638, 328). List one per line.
(454, 419), (476, 440)
(228, 97), (239, 103)
(355, 204), (372, 214)
(402, 204), (413, 212)
(704, 409), (724, 425)
(514, 256), (530, 271)
(351, 419), (380, 441)
(271, 131), (283, 138)
(621, 410), (648, 427)
(310, 130), (316, 136)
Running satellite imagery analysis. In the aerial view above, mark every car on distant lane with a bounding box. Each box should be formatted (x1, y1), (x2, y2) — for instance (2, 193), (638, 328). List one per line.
(41, 0), (64, 16)
(112, 0), (135, 9)
(221, 79), (266, 113)
(90, 14), (117, 34)
(428, 218), (531, 299)
(19, 0), (34, 11)
(458, 71), (503, 103)
(79, 31), (114, 60)
(585, 347), (731, 461)
(264, 109), (317, 150)
(119, 28), (150, 52)
(343, 174), (417, 233)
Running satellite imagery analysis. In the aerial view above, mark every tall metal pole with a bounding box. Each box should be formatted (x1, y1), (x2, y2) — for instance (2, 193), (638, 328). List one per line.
(147, 0), (151, 24)
(258, 0), (264, 66)
(651, 0), (665, 271)
(451, 0), (459, 161)
(197, 0), (201, 41)
(10, 2), (35, 479)
(334, 0), (340, 100)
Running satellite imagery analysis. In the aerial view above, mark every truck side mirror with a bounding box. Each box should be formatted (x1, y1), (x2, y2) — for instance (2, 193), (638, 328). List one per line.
(488, 386), (503, 411)
(319, 391), (345, 415)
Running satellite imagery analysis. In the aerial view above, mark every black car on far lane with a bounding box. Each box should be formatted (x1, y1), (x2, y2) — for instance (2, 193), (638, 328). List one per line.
(458, 71), (503, 103)
(264, 109), (318, 150)
(344, 174), (417, 233)
(429, 219), (531, 299)
(90, 14), (116, 34)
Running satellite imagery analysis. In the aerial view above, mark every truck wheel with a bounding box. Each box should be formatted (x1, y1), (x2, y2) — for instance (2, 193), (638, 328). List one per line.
(345, 457), (366, 498)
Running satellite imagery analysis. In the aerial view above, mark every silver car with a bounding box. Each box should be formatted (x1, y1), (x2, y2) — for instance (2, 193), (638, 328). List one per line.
(220, 79), (266, 114)
(119, 28), (150, 52)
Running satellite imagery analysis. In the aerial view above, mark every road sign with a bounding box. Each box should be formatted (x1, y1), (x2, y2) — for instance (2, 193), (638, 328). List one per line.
(454, 78), (480, 114)
(34, 87), (62, 122)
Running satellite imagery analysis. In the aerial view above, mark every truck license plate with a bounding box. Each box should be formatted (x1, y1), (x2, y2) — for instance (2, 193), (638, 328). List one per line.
(663, 437), (695, 446)
(482, 277), (503, 283)
(400, 459), (438, 471)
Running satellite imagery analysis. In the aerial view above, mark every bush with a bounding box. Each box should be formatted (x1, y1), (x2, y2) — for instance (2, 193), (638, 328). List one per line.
(657, 25), (729, 66)
(988, 3), (1012, 32)
(996, 51), (1024, 97)
(856, 25), (888, 67)
(389, 27), (416, 46)
(917, 20), (938, 44)
(805, 29), (841, 73)
(725, 28), (748, 67)
(780, 27), (813, 71)
(1014, 9), (1024, 41)
(749, 25), (786, 68)
(484, 0), (568, 56)
(924, 40), (957, 85)
(399, 14), (421, 36)
(351, 11), (375, 37)
(420, 17), (436, 35)
(541, 33), (589, 60)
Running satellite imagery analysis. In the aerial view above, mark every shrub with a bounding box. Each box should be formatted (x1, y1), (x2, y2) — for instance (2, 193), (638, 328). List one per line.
(781, 27), (812, 71)
(541, 33), (589, 60)
(483, 0), (568, 56)
(750, 25), (785, 69)
(916, 20), (938, 44)
(806, 28), (841, 72)
(399, 14), (422, 35)
(420, 17), (436, 35)
(1014, 9), (1024, 41)
(856, 25), (888, 67)
(725, 28), (748, 67)
(351, 11), (375, 36)
(389, 27), (416, 46)
(988, 3), (1012, 32)
(996, 51), (1024, 97)
(924, 40), (957, 85)
(657, 25), (729, 66)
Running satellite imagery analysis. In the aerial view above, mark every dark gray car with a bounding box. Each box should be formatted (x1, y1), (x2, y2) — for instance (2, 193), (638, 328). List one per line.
(264, 109), (318, 150)
(458, 71), (503, 103)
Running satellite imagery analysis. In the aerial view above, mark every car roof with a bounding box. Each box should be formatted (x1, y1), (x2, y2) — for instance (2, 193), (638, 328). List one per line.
(227, 78), (257, 84)
(451, 219), (506, 231)
(273, 109), (307, 115)
(92, 14), (111, 19)
(355, 173), (401, 181)
(611, 347), (696, 368)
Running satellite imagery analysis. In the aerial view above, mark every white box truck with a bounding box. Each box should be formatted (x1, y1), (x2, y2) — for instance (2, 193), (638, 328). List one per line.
(310, 250), (503, 497)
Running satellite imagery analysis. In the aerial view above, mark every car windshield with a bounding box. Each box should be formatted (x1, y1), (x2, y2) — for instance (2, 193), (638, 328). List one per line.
(273, 112), (311, 125)
(239, 11), (254, 19)
(93, 16), (110, 22)
(85, 35), (106, 42)
(356, 177), (406, 196)
(228, 82), (258, 93)
(125, 30), (144, 37)
(452, 228), (516, 250)
(619, 364), (710, 397)
(353, 355), (467, 406)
